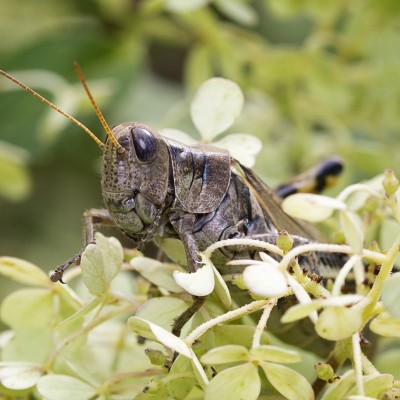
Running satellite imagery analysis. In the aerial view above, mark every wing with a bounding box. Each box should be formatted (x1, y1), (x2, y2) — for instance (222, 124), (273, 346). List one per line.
(233, 160), (325, 242)
(166, 139), (231, 214)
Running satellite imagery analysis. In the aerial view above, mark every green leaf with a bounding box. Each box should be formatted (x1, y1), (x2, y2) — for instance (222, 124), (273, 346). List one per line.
(320, 369), (356, 400)
(370, 312), (400, 337)
(95, 233), (123, 283)
(166, 0), (210, 12)
(346, 374), (393, 398)
(281, 300), (324, 323)
(37, 375), (97, 400)
(130, 257), (183, 293)
(160, 128), (198, 145)
(2, 328), (53, 364)
(80, 233), (123, 295)
(203, 255), (231, 308)
(1, 288), (54, 329)
(282, 194), (345, 222)
(213, 133), (262, 168)
(375, 348), (400, 378)
(214, 0), (258, 26)
(281, 295), (364, 323)
(0, 363), (43, 390)
(315, 306), (363, 340)
(191, 78), (244, 141)
(204, 362), (260, 400)
(127, 317), (191, 358)
(190, 348), (209, 389)
(201, 345), (249, 365)
(212, 325), (269, 348)
(167, 355), (196, 399)
(157, 238), (187, 266)
(260, 361), (314, 400)
(250, 345), (301, 364)
(340, 211), (364, 253)
(381, 273), (400, 318)
(0, 257), (50, 287)
(136, 297), (190, 332)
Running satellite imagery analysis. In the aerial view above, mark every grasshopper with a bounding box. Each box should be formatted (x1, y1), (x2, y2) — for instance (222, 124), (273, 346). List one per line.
(0, 65), (343, 346)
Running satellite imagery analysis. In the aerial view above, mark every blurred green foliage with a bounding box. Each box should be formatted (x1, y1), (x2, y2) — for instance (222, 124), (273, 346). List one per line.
(1, 0), (400, 269)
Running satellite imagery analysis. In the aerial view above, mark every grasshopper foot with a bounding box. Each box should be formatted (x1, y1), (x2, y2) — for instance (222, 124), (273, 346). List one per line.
(50, 252), (84, 283)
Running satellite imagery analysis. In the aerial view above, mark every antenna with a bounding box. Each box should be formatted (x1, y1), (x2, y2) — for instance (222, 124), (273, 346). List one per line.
(73, 63), (123, 152)
(0, 69), (105, 150)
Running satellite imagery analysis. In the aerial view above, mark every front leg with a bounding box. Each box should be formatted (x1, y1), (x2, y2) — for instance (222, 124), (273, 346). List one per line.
(50, 208), (115, 283)
(169, 211), (206, 336)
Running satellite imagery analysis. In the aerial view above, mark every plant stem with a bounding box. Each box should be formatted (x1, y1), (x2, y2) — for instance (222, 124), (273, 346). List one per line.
(352, 333), (365, 396)
(185, 299), (269, 345)
(252, 299), (276, 349)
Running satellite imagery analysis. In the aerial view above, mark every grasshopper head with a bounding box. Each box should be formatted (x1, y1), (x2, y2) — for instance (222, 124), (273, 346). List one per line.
(101, 122), (170, 237)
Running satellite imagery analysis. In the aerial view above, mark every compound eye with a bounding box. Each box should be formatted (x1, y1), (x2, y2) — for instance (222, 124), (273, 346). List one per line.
(131, 127), (157, 163)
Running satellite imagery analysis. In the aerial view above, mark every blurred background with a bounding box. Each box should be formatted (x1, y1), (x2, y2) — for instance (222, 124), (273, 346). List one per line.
(1, 0), (400, 271)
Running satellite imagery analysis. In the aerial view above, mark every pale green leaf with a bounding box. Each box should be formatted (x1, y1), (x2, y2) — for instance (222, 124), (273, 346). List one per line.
(157, 237), (187, 266)
(380, 218), (400, 256)
(127, 317), (191, 358)
(375, 348), (400, 378)
(37, 375), (97, 400)
(281, 300), (324, 323)
(346, 374), (393, 398)
(243, 263), (287, 297)
(167, 355), (196, 399)
(2, 328), (53, 364)
(282, 194), (345, 222)
(204, 362), (260, 400)
(95, 233), (123, 283)
(215, 0), (258, 26)
(80, 233), (123, 295)
(0, 257), (49, 287)
(214, 133), (262, 168)
(381, 273), (400, 318)
(340, 211), (364, 253)
(281, 295), (364, 324)
(166, 0), (210, 12)
(1, 288), (54, 329)
(173, 261), (215, 296)
(159, 128), (198, 145)
(320, 369), (356, 400)
(131, 257), (183, 293)
(250, 345), (301, 364)
(0, 363), (43, 390)
(213, 325), (269, 348)
(190, 348), (209, 389)
(201, 345), (249, 365)
(191, 78), (244, 141)
(79, 243), (105, 295)
(210, 260), (232, 309)
(370, 312), (400, 337)
(315, 306), (363, 340)
(136, 297), (190, 332)
(260, 361), (314, 400)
